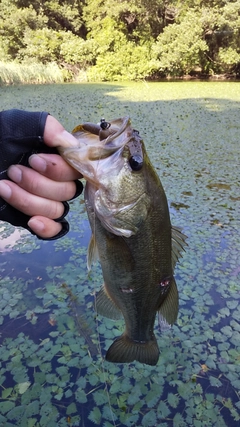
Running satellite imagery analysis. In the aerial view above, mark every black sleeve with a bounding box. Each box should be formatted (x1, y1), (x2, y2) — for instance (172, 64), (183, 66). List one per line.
(0, 109), (82, 240)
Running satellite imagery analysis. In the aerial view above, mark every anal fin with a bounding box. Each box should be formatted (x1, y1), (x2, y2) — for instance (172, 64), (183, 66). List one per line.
(158, 277), (179, 326)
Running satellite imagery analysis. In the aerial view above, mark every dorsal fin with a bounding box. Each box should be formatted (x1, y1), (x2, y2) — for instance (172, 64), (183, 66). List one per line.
(171, 226), (187, 269)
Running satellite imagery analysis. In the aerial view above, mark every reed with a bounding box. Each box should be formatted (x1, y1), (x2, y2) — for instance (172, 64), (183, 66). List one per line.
(0, 62), (65, 85)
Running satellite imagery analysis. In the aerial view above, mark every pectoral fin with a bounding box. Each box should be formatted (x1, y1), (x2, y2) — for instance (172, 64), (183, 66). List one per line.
(158, 277), (179, 326)
(95, 286), (123, 320)
(87, 235), (99, 271)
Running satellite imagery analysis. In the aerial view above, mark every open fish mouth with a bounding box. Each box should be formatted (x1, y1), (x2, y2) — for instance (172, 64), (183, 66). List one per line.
(71, 116), (132, 159)
(58, 116), (136, 188)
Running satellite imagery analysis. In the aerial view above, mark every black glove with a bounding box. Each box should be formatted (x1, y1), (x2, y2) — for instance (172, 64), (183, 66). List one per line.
(0, 109), (83, 240)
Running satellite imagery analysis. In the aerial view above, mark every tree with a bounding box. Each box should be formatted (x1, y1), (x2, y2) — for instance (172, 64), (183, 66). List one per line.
(199, 0), (240, 73)
(0, 0), (239, 78)
(0, 1), (47, 59)
(14, 0), (86, 36)
(0, 0), (86, 61)
(152, 10), (208, 76)
(87, 41), (153, 80)
(83, 0), (169, 44)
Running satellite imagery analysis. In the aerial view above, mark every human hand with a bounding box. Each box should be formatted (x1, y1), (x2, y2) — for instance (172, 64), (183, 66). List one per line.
(0, 113), (82, 239)
(0, 154), (82, 239)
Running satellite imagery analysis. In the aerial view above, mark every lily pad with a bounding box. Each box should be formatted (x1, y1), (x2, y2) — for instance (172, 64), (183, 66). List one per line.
(18, 381), (31, 394)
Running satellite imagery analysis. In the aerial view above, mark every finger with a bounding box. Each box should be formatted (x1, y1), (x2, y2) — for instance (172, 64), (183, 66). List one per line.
(29, 153), (82, 181)
(7, 165), (77, 201)
(28, 216), (62, 239)
(44, 115), (79, 148)
(0, 180), (65, 219)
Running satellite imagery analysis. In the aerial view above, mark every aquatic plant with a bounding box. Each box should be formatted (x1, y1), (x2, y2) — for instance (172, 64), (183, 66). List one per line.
(0, 82), (239, 426)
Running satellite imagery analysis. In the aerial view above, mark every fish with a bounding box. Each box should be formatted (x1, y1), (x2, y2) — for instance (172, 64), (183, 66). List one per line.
(58, 117), (187, 366)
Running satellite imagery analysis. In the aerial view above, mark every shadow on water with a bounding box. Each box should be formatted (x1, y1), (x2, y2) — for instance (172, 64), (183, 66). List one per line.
(0, 81), (239, 426)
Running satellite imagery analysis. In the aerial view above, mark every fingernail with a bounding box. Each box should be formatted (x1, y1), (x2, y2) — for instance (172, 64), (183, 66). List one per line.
(29, 154), (47, 172)
(8, 165), (22, 183)
(28, 218), (45, 232)
(0, 182), (12, 199)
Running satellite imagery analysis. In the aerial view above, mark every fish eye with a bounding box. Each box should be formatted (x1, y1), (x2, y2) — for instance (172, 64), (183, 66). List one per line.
(129, 155), (143, 171)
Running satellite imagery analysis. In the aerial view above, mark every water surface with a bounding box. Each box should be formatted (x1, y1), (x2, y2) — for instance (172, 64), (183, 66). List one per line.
(0, 82), (239, 426)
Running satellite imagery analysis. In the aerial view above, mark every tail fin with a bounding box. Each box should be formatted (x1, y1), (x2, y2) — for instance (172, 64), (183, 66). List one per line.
(105, 334), (159, 366)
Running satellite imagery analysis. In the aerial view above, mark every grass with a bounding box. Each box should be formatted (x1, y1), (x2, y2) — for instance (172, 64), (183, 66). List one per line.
(0, 62), (65, 85)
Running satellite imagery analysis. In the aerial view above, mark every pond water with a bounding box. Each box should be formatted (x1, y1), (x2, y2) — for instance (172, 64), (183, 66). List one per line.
(0, 82), (240, 427)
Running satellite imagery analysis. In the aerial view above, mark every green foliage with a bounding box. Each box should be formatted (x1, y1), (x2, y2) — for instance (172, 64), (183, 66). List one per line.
(152, 10), (208, 76)
(0, 1), (47, 59)
(0, 0), (239, 79)
(19, 28), (64, 63)
(87, 41), (153, 81)
(60, 35), (97, 66)
(218, 47), (240, 73)
(83, 0), (160, 43)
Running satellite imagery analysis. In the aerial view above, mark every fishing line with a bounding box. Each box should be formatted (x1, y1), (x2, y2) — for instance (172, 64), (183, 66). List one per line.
(88, 131), (117, 427)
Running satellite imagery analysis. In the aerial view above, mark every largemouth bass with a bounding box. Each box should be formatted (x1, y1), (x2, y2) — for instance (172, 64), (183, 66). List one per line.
(59, 117), (186, 366)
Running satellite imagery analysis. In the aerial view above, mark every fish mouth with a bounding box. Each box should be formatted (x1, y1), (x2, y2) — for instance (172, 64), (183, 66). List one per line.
(59, 116), (136, 187)
(98, 116), (131, 145)
(72, 116), (132, 156)
(62, 116), (150, 237)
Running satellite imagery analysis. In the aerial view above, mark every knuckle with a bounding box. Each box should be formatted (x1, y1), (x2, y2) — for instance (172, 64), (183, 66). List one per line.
(49, 202), (65, 219)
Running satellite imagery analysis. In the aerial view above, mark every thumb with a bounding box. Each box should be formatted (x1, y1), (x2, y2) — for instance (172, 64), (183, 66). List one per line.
(44, 115), (79, 148)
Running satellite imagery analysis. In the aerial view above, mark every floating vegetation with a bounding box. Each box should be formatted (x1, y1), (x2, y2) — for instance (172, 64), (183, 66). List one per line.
(61, 282), (98, 357)
(0, 81), (239, 426)
(206, 183), (232, 191)
(170, 201), (190, 210)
